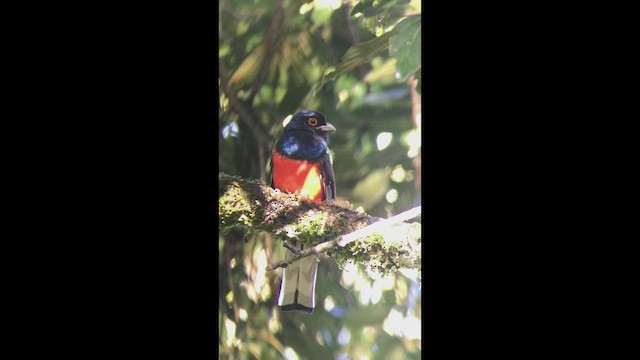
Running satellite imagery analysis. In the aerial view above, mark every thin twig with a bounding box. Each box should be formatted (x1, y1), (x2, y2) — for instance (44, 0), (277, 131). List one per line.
(258, 142), (267, 182)
(266, 206), (422, 271)
(282, 240), (303, 256)
(219, 62), (272, 179)
(247, 0), (284, 105)
(343, 5), (369, 82)
(219, 62), (270, 146)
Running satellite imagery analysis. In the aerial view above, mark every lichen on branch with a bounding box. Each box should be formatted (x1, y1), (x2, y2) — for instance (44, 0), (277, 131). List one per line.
(219, 173), (421, 279)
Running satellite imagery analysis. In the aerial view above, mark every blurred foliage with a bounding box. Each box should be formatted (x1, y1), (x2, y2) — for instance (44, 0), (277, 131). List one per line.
(219, 0), (422, 358)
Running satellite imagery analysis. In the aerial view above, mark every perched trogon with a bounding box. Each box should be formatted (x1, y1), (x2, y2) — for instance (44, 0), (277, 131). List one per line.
(270, 109), (336, 313)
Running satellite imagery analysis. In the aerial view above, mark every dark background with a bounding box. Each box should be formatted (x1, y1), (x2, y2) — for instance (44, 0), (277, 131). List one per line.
(5, 1), (605, 358)
(218, 1), (423, 358)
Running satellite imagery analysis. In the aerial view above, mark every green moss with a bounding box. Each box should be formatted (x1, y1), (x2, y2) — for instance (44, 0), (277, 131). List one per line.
(219, 173), (421, 281)
(274, 210), (332, 246)
(219, 182), (255, 232)
(328, 229), (421, 277)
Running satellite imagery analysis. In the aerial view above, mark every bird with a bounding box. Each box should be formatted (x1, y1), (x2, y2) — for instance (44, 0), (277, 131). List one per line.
(270, 109), (336, 313)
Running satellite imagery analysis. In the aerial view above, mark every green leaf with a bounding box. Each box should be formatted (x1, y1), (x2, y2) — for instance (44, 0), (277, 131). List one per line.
(351, 0), (411, 17)
(350, 168), (391, 210)
(318, 31), (395, 91)
(350, 0), (374, 16)
(389, 15), (421, 81)
(311, 0), (335, 30)
(342, 305), (389, 327)
(228, 44), (266, 89)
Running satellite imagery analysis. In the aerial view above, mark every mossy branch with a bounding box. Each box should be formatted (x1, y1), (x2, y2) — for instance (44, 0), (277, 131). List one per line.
(219, 172), (421, 279)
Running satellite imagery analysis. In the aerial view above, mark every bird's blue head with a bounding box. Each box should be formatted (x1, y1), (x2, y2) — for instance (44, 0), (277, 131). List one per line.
(283, 109), (336, 142)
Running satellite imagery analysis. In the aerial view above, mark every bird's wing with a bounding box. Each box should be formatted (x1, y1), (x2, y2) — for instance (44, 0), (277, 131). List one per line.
(269, 147), (275, 188)
(318, 151), (336, 201)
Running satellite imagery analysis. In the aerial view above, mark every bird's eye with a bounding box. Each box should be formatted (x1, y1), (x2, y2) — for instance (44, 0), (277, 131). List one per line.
(307, 117), (318, 126)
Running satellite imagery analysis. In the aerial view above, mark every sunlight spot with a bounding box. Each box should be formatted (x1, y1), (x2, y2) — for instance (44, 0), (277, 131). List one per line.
(408, 147), (419, 158)
(282, 114), (293, 127)
(225, 290), (233, 303)
(383, 307), (403, 336)
(367, 267), (381, 280)
(324, 295), (335, 312)
(358, 279), (373, 305)
(330, 306), (347, 318)
(400, 268), (421, 283)
(337, 327), (351, 345)
(385, 189), (398, 204)
(323, 329), (333, 346)
(230, 258), (236, 269)
(370, 280), (383, 305)
(407, 281), (421, 314)
(221, 95), (229, 111)
(383, 307), (421, 340)
(376, 132), (393, 151)
(340, 262), (358, 287)
(371, 275), (393, 304)
(344, 261), (357, 273)
(338, 89), (349, 103)
(224, 318), (236, 347)
(403, 129), (421, 158)
(283, 347), (300, 360)
(255, 249), (267, 290)
(222, 121), (239, 138)
(402, 314), (422, 340)
(238, 308), (248, 321)
(355, 206), (365, 213)
(268, 310), (281, 333)
(404, 128), (421, 147)
(299, 1), (314, 14)
(327, 0), (342, 10)
(240, 280), (258, 303)
(390, 165), (406, 183)
(381, 274), (395, 290)
(409, 0), (422, 12)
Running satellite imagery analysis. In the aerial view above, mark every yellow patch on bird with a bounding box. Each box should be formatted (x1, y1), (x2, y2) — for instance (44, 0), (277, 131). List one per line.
(300, 165), (322, 199)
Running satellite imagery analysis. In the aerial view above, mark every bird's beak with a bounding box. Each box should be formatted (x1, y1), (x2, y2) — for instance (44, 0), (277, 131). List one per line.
(316, 123), (336, 133)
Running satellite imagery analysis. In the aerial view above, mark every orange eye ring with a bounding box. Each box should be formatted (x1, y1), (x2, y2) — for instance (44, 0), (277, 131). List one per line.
(308, 117), (318, 126)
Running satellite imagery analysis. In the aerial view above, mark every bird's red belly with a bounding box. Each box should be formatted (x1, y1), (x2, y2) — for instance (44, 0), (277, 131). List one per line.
(272, 151), (324, 201)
